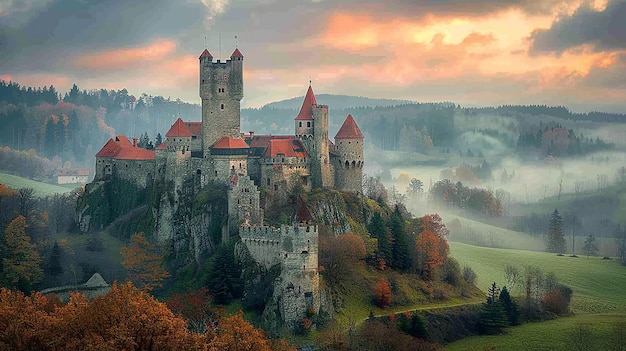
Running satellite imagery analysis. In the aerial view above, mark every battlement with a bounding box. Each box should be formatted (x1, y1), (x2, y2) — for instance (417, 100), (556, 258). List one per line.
(239, 224), (318, 239)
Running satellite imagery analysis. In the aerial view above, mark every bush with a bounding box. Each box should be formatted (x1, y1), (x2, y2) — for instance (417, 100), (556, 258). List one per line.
(373, 277), (392, 308)
(542, 284), (573, 315)
(441, 257), (462, 286)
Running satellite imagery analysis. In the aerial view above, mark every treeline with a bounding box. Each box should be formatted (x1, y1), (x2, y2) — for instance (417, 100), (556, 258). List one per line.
(429, 179), (504, 217)
(517, 123), (613, 157)
(467, 104), (626, 123)
(0, 146), (59, 180)
(0, 80), (200, 168)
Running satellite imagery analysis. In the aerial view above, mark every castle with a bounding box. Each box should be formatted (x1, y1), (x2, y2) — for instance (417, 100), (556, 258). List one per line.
(92, 47), (364, 329)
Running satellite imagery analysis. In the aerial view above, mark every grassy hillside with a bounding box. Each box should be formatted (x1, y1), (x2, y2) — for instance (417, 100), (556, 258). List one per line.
(449, 242), (626, 314)
(447, 313), (626, 351)
(0, 172), (76, 197)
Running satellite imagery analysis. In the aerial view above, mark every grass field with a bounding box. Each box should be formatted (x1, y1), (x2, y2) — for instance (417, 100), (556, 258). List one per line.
(447, 313), (626, 351)
(449, 242), (626, 314)
(0, 172), (78, 196)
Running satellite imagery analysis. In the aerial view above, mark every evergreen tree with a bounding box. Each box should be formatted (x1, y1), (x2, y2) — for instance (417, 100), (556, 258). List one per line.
(207, 241), (243, 305)
(478, 282), (508, 334)
(547, 209), (566, 253)
(155, 133), (163, 147)
(390, 206), (411, 270)
(368, 212), (392, 265)
(49, 241), (64, 276)
(499, 286), (520, 326)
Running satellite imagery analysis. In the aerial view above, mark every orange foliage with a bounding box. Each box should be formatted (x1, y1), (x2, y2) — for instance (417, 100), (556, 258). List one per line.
(415, 216), (450, 281)
(319, 233), (367, 286)
(374, 277), (392, 308)
(166, 288), (223, 333)
(121, 232), (170, 291)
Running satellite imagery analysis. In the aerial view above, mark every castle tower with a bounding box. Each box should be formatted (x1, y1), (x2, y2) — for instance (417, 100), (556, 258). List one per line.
(164, 118), (193, 189)
(294, 85), (331, 189)
(199, 48), (244, 157)
(334, 114), (364, 194)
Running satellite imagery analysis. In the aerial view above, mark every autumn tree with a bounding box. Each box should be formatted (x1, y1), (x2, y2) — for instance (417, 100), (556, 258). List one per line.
(166, 288), (222, 333)
(120, 232), (169, 291)
(319, 233), (366, 287)
(1, 215), (43, 290)
(373, 277), (392, 308)
(547, 209), (566, 253)
(0, 288), (51, 350)
(415, 214), (449, 280)
(582, 234), (598, 258)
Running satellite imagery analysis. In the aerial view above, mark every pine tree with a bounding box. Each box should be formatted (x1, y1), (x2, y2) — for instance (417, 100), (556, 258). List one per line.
(499, 286), (520, 326)
(478, 282), (508, 334)
(390, 206), (411, 270)
(155, 133), (163, 147)
(368, 212), (392, 265)
(49, 241), (64, 275)
(547, 209), (566, 253)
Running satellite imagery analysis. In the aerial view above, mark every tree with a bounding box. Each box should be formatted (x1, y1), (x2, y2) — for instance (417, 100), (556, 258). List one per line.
(1, 216), (43, 289)
(406, 178), (424, 199)
(319, 233), (366, 287)
(547, 209), (566, 253)
(373, 277), (392, 308)
(478, 282), (508, 334)
(504, 264), (520, 292)
(390, 206), (412, 270)
(207, 241), (243, 305)
(155, 132), (163, 147)
(415, 214), (449, 280)
(48, 241), (63, 276)
(166, 288), (221, 333)
(499, 286), (520, 326)
(368, 212), (392, 266)
(120, 232), (169, 291)
(582, 234), (598, 258)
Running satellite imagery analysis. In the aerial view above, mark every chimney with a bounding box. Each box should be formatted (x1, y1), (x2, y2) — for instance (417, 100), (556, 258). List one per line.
(249, 130), (255, 138)
(133, 137), (138, 147)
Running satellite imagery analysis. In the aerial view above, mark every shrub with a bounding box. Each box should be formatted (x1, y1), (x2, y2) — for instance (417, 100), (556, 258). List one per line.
(542, 284), (573, 315)
(373, 277), (392, 308)
(441, 257), (462, 286)
(462, 266), (477, 285)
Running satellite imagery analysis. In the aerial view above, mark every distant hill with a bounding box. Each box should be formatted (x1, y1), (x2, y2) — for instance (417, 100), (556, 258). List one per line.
(262, 94), (417, 110)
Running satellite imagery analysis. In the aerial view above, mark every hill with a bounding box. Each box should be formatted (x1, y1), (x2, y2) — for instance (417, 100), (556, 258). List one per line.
(263, 94), (417, 110)
(0, 172), (76, 196)
(449, 242), (626, 314)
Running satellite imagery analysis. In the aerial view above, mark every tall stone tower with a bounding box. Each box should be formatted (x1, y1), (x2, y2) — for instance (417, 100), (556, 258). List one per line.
(334, 114), (364, 194)
(294, 85), (331, 189)
(199, 48), (244, 156)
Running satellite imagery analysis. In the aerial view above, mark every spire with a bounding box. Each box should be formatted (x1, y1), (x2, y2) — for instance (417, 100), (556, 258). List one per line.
(199, 49), (213, 60)
(295, 85), (317, 121)
(335, 114), (364, 139)
(231, 48), (244, 58)
(165, 118), (193, 137)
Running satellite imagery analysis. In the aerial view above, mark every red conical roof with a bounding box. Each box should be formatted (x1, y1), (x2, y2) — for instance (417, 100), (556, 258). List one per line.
(295, 86), (317, 121)
(165, 118), (193, 137)
(199, 49), (213, 59)
(231, 48), (244, 58)
(211, 136), (250, 149)
(295, 196), (313, 223)
(335, 114), (364, 139)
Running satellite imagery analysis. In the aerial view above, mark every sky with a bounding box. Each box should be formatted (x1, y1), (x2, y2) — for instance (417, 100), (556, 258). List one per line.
(1, 0), (625, 111)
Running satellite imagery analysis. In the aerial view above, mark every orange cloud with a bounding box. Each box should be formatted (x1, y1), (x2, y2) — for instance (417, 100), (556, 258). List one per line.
(13, 73), (70, 90)
(0, 74), (13, 82)
(73, 39), (177, 70)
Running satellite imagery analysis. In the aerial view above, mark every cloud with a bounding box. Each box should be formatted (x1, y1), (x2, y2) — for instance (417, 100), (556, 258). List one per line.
(199, 0), (229, 21)
(0, 73), (12, 81)
(73, 39), (178, 71)
(582, 53), (626, 89)
(530, 0), (626, 54)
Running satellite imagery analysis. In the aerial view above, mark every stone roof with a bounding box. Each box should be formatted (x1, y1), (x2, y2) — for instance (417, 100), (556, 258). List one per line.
(334, 114), (364, 139)
(165, 118), (193, 137)
(85, 272), (109, 288)
(295, 86), (317, 121)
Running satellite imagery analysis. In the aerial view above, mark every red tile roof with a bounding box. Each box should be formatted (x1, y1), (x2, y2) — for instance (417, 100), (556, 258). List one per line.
(165, 118), (193, 137)
(184, 122), (202, 136)
(95, 138), (121, 158)
(231, 48), (244, 58)
(295, 86), (317, 121)
(334, 114), (364, 139)
(199, 49), (213, 59)
(247, 135), (293, 149)
(155, 142), (167, 150)
(95, 136), (155, 160)
(211, 136), (250, 149)
(263, 138), (308, 159)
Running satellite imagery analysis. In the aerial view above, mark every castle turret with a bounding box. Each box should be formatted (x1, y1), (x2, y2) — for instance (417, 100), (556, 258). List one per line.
(334, 114), (364, 194)
(164, 118), (193, 188)
(294, 85), (331, 189)
(200, 48), (244, 156)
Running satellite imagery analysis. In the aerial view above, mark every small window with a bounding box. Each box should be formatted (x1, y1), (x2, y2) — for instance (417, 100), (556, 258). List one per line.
(307, 121), (311, 127)
(267, 178), (271, 186)
(221, 104), (224, 110)
(249, 198), (252, 205)
(274, 184), (278, 191)
(299, 122), (302, 128)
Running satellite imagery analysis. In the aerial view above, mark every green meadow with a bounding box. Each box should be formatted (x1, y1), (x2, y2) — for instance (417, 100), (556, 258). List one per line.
(0, 172), (77, 197)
